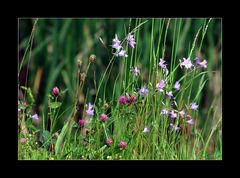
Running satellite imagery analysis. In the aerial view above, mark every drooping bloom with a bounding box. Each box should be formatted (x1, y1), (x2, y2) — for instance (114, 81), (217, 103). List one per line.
(115, 49), (128, 57)
(78, 119), (85, 127)
(159, 58), (167, 70)
(20, 138), (26, 145)
(32, 113), (39, 123)
(169, 110), (177, 119)
(143, 127), (150, 133)
(179, 109), (185, 117)
(195, 57), (207, 68)
(112, 34), (122, 50)
(174, 81), (180, 91)
(170, 123), (180, 131)
(190, 102), (198, 110)
(161, 108), (169, 115)
(156, 80), (165, 92)
(106, 138), (113, 146)
(180, 58), (194, 69)
(166, 91), (173, 99)
(120, 141), (127, 149)
(52, 86), (60, 97)
(119, 96), (127, 105)
(86, 103), (94, 116)
(139, 86), (148, 97)
(101, 114), (107, 122)
(126, 95), (137, 104)
(127, 33), (136, 48)
(187, 118), (194, 125)
(129, 95), (137, 103)
(130, 67), (140, 76)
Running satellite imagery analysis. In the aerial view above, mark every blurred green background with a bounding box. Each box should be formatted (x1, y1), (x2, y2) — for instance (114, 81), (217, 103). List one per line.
(18, 18), (222, 132)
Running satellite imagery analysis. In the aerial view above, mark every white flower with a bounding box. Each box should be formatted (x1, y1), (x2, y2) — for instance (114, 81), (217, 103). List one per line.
(143, 127), (150, 133)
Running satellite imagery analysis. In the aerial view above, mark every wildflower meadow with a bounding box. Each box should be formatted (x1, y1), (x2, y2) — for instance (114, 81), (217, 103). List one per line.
(18, 18), (222, 160)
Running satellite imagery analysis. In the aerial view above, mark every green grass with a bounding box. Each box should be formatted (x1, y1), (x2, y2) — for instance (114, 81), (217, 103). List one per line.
(18, 18), (222, 160)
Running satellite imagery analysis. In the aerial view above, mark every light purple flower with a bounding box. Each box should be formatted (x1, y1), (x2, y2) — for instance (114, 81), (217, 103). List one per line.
(166, 91), (173, 99)
(195, 57), (207, 68)
(179, 109), (185, 117)
(187, 118), (194, 125)
(199, 60), (207, 68)
(86, 103), (94, 116)
(127, 33), (136, 48)
(159, 58), (167, 70)
(139, 86), (148, 97)
(169, 110), (177, 119)
(174, 81), (180, 91)
(190, 102), (198, 110)
(170, 123), (180, 131)
(18, 108), (21, 112)
(131, 67), (140, 76)
(114, 49), (128, 57)
(195, 57), (200, 63)
(161, 108), (169, 115)
(112, 34), (122, 50)
(143, 127), (150, 133)
(180, 58), (194, 69)
(32, 113), (39, 122)
(156, 80), (165, 92)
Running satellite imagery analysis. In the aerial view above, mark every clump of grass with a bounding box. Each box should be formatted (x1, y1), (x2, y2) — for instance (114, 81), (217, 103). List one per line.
(18, 18), (222, 160)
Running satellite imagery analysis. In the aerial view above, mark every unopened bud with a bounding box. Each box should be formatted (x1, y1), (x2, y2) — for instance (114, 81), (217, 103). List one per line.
(89, 54), (96, 63)
(80, 73), (86, 82)
(77, 59), (82, 69)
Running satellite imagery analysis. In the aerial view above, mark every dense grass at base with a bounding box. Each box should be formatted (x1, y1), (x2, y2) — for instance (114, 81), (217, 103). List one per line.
(18, 18), (222, 160)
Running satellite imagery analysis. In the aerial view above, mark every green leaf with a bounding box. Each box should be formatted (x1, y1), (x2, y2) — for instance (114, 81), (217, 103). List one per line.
(55, 120), (70, 155)
(49, 102), (62, 109)
(42, 130), (51, 148)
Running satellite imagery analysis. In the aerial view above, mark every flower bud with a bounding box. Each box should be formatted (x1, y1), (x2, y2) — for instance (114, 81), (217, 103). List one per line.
(78, 119), (85, 127)
(89, 54), (96, 63)
(106, 138), (113, 146)
(20, 138), (26, 145)
(101, 114), (107, 122)
(120, 141), (127, 149)
(80, 73), (86, 82)
(52, 86), (59, 97)
(77, 59), (83, 69)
